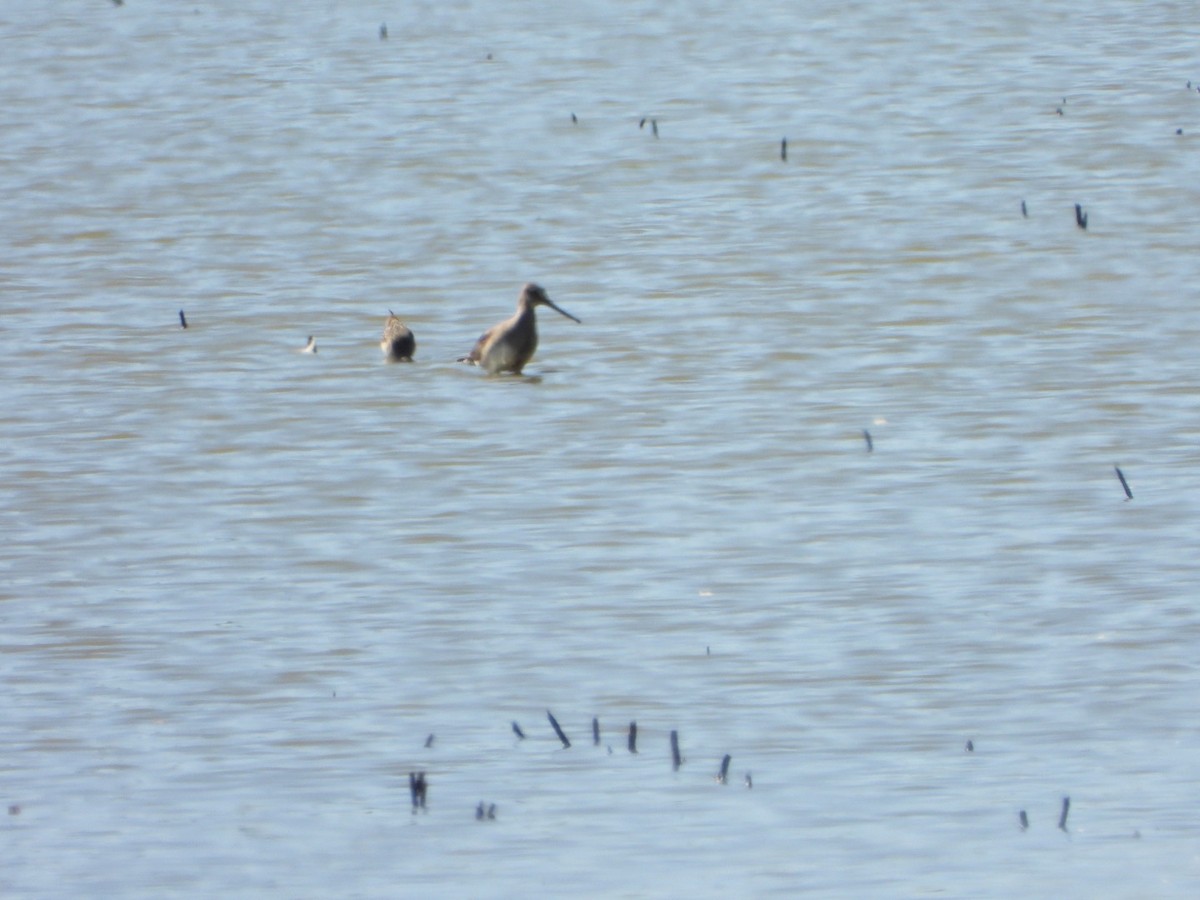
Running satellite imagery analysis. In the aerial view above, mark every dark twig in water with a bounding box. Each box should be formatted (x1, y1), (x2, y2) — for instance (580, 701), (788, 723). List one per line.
(628, 721), (638, 754)
(1115, 466), (1133, 500)
(512, 721), (526, 740)
(717, 754), (731, 785)
(547, 710), (571, 749)
(1058, 796), (1070, 831)
(409, 772), (427, 812)
(1019, 810), (1029, 830)
(1075, 203), (1088, 230)
(379, 22), (387, 39)
(863, 429), (873, 452)
(781, 138), (787, 161)
(179, 310), (188, 329)
(1021, 199), (1028, 218)
(670, 730), (682, 771)
(592, 717), (600, 746)
(424, 734), (435, 748)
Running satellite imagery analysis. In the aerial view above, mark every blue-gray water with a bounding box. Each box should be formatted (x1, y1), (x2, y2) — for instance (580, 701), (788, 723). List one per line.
(3, 1), (1200, 896)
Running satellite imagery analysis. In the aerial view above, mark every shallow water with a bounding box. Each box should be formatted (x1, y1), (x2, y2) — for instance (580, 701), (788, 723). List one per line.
(3, 1), (1200, 896)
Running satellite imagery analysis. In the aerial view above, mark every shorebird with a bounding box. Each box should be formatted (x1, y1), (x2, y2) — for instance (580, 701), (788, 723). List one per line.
(459, 283), (579, 375)
(381, 311), (415, 362)
(300, 335), (317, 354)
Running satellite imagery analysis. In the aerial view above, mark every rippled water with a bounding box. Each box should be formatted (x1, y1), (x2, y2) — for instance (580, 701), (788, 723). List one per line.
(4, 1), (1200, 896)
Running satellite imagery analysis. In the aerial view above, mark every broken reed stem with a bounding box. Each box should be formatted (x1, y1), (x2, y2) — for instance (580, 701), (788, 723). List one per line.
(547, 710), (571, 749)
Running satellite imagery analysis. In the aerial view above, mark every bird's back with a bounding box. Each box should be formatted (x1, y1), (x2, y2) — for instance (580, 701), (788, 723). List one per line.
(382, 315), (415, 361)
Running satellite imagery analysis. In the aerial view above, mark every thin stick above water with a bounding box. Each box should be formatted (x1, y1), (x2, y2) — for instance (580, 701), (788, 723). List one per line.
(547, 710), (571, 748)
(717, 754), (731, 784)
(1115, 466), (1132, 500)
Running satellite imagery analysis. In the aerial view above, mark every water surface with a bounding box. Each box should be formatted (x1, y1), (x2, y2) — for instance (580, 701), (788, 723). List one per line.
(3, 1), (1200, 896)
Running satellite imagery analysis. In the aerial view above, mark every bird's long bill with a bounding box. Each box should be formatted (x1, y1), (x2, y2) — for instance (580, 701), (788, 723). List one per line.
(546, 298), (581, 323)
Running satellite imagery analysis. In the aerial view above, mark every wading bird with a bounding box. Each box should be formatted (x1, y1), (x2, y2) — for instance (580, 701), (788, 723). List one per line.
(458, 283), (579, 375)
